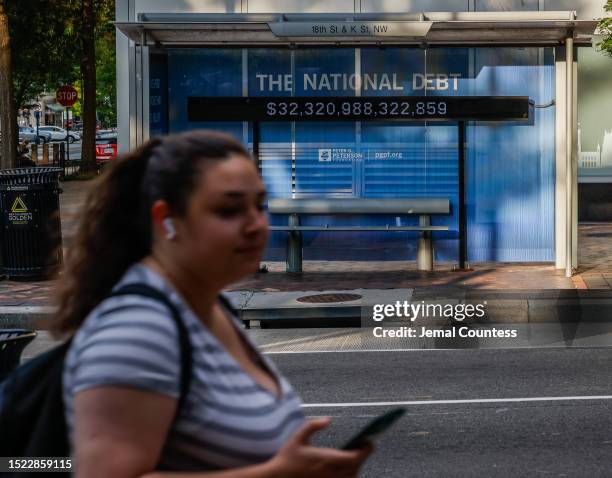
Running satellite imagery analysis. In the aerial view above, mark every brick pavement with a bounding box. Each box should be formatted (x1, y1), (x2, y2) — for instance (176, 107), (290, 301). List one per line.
(230, 262), (575, 292)
(59, 175), (95, 251)
(575, 223), (612, 289)
(0, 178), (610, 307)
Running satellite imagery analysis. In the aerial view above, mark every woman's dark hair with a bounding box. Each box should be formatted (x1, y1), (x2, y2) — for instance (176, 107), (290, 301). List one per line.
(53, 130), (251, 335)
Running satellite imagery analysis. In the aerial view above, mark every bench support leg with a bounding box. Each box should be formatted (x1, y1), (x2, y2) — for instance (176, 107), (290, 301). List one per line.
(287, 213), (303, 273)
(417, 215), (433, 271)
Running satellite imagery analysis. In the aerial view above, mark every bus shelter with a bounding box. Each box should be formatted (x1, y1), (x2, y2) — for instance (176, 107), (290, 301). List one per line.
(115, 11), (598, 276)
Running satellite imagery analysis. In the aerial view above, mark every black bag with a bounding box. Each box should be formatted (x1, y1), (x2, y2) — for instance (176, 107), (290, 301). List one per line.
(0, 283), (193, 474)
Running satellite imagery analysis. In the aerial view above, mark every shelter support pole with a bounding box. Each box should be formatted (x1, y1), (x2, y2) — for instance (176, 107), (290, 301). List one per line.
(565, 37), (574, 278)
(417, 215), (433, 271)
(134, 30), (149, 147)
(458, 121), (467, 270)
(287, 213), (303, 273)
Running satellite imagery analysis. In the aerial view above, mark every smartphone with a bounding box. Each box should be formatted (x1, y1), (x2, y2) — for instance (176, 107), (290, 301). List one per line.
(341, 407), (406, 450)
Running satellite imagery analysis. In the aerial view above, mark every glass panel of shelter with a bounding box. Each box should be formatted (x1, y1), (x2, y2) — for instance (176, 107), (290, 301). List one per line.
(153, 46), (554, 263)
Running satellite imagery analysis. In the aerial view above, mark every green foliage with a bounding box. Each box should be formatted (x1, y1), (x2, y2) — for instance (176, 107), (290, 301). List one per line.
(95, 25), (116, 126)
(5, 0), (116, 126)
(70, 81), (83, 118)
(598, 0), (612, 57)
(6, 0), (80, 109)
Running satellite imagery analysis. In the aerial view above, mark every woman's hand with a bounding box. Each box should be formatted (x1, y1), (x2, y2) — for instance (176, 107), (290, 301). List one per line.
(267, 418), (373, 478)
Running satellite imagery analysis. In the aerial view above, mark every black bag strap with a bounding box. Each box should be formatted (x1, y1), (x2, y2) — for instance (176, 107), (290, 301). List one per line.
(218, 293), (238, 318)
(109, 283), (192, 415)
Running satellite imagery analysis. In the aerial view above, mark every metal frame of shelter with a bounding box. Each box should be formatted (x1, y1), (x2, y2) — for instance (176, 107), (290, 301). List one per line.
(115, 10), (598, 276)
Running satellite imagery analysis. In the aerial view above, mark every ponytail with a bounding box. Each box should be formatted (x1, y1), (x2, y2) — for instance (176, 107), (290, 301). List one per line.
(53, 139), (160, 335)
(53, 131), (250, 335)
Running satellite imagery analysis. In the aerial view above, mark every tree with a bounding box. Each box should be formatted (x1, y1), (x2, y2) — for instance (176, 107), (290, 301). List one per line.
(95, 25), (116, 126)
(1, 0), (115, 170)
(2, 0), (79, 169)
(7, 0), (79, 113)
(599, 0), (612, 56)
(0, 0), (17, 169)
(80, 0), (97, 174)
(95, 0), (116, 127)
(64, 1), (115, 128)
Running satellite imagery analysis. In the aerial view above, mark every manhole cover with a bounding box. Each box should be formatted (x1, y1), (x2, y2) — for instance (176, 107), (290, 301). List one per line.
(296, 293), (362, 304)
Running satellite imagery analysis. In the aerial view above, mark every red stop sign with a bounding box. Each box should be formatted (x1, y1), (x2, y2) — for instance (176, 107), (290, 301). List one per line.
(56, 86), (78, 107)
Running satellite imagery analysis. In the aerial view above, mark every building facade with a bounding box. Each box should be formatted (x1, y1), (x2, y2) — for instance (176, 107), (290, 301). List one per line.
(115, 0), (605, 273)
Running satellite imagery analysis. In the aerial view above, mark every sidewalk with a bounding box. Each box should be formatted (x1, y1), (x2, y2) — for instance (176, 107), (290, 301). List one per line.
(1, 179), (611, 328)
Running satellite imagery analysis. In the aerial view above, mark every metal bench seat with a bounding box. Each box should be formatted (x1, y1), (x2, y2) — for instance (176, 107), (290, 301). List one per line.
(268, 198), (450, 215)
(268, 198), (451, 272)
(269, 225), (449, 231)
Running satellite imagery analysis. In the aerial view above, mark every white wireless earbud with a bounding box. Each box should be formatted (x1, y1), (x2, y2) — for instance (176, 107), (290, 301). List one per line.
(162, 217), (177, 240)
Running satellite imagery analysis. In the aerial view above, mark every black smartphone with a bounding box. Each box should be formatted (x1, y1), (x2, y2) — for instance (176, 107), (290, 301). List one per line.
(341, 407), (406, 450)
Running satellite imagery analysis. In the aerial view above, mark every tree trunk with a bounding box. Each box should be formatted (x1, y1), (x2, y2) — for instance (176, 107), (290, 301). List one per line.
(0, 0), (17, 169)
(80, 0), (96, 173)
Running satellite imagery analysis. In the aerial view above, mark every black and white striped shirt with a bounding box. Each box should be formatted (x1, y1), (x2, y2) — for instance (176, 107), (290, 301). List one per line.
(63, 263), (305, 471)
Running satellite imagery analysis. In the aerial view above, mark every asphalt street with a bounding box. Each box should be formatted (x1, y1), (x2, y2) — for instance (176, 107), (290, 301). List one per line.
(22, 331), (612, 477)
(65, 141), (82, 161)
(271, 347), (612, 477)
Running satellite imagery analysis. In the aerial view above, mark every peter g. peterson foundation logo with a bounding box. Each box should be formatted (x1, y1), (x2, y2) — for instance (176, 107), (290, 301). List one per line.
(318, 148), (364, 162)
(8, 196), (33, 225)
(318, 148), (332, 162)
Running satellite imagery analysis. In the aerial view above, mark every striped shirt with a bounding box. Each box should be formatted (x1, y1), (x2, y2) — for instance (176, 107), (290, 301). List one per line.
(62, 263), (305, 472)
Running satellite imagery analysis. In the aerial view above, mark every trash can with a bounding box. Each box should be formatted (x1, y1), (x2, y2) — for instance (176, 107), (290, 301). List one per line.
(0, 329), (37, 380)
(0, 168), (63, 280)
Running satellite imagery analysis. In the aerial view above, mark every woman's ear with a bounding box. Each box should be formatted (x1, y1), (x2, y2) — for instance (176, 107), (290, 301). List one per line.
(151, 200), (172, 239)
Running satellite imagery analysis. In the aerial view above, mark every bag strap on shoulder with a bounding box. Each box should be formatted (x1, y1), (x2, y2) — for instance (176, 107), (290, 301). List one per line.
(218, 293), (238, 318)
(108, 283), (192, 415)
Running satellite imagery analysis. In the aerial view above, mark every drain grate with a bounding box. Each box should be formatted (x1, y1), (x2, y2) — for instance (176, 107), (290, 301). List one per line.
(296, 293), (362, 304)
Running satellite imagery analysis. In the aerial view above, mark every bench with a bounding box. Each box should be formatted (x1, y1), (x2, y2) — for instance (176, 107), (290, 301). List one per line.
(268, 198), (450, 272)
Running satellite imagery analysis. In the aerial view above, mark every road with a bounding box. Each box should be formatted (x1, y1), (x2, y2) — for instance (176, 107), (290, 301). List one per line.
(22, 328), (612, 477)
(261, 338), (612, 477)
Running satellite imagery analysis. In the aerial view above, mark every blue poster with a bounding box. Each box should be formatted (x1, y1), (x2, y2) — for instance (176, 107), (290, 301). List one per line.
(167, 49), (242, 138)
(163, 46), (555, 262)
(149, 53), (168, 137)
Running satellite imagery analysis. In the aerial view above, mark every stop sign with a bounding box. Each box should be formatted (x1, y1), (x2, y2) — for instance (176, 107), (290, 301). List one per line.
(56, 86), (78, 107)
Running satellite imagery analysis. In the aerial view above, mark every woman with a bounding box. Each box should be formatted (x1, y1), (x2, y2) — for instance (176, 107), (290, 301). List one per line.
(18, 139), (36, 167)
(55, 131), (372, 477)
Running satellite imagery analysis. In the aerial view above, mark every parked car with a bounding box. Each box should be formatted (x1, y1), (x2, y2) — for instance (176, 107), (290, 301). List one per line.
(96, 129), (117, 139)
(95, 132), (118, 167)
(38, 126), (81, 143)
(18, 126), (51, 144)
(71, 122), (84, 133)
(66, 119), (103, 131)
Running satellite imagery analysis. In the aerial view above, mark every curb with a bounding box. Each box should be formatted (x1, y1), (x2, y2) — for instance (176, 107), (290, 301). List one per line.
(2, 290), (612, 330)
(0, 306), (56, 329)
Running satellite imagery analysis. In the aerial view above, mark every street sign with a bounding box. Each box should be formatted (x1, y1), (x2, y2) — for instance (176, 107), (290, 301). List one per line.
(56, 86), (78, 108)
(268, 21), (432, 38)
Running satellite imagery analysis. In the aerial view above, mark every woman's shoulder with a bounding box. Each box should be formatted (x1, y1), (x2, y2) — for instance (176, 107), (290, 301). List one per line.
(65, 284), (183, 399)
(87, 290), (178, 333)
(78, 262), (180, 332)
